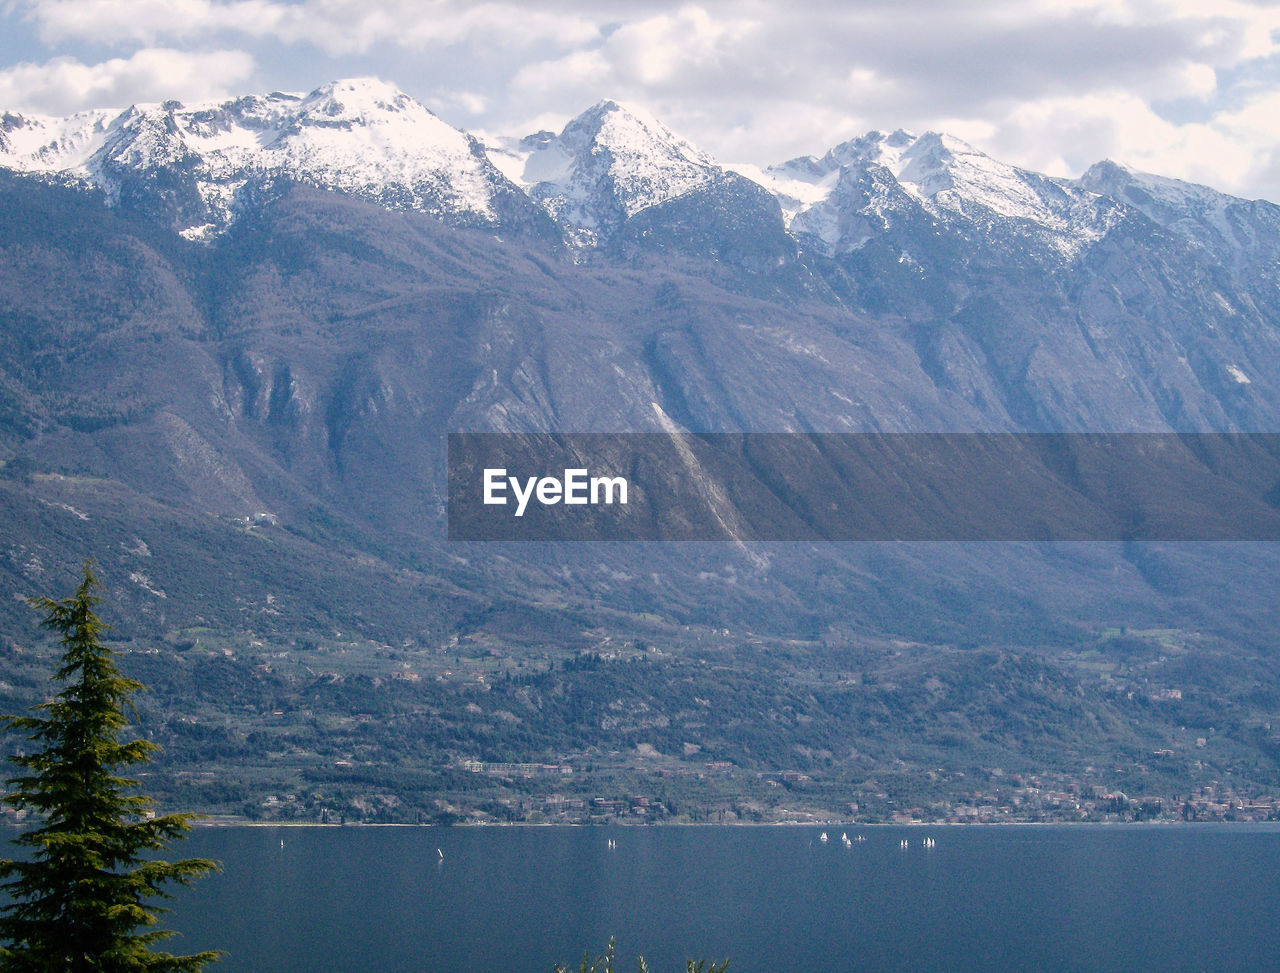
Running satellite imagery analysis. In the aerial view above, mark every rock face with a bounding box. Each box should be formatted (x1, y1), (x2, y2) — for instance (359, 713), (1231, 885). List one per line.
(2, 79), (1280, 650)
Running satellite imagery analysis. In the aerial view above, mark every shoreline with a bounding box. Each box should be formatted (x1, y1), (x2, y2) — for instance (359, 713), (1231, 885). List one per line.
(185, 816), (1280, 829)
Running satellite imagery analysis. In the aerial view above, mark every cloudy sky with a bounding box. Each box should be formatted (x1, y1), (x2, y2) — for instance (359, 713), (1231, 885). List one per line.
(3, 0), (1280, 200)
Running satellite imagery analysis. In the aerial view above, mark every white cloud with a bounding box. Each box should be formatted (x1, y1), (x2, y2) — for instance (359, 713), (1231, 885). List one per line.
(508, 50), (611, 102)
(18, 0), (288, 45)
(0, 47), (255, 114)
(963, 89), (1278, 199)
(424, 89), (489, 118)
(15, 0), (598, 55)
(710, 101), (870, 164)
(600, 5), (755, 86)
(484, 4), (760, 109)
(1134, 0), (1280, 61)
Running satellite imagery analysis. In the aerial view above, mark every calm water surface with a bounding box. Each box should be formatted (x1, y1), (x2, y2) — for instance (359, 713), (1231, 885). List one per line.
(139, 824), (1280, 971)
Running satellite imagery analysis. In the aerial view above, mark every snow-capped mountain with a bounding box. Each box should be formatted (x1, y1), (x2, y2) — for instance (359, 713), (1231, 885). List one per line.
(0, 79), (541, 238)
(2, 76), (1277, 276)
(747, 129), (1119, 258)
(0, 108), (117, 171)
(1079, 159), (1280, 279)
(486, 99), (727, 248)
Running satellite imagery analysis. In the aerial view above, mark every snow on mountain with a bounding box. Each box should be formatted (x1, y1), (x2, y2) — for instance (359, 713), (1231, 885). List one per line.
(1077, 159), (1280, 276)
(744, 129), (1117, 257)
(731, 157), (841, 226)
(740, 140), (912, 252)
(6, 79), (1273, 269)
(1, 79), (522, 238)
(0, 108), (117, 172)
(486, 100), (724, 247)
(1080, 159), (1240, 230)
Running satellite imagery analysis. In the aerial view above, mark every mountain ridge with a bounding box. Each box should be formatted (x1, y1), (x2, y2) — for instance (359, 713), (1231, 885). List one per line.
(4, 76), (1275, 266)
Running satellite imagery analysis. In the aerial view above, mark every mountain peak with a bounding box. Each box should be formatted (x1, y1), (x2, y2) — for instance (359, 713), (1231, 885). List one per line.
(297, 78), (420, 123)
(1078, 158), (1251, 223)
(1078, 158), (1223, 209)
(1076, 157), (1280, 271)
(824, 128), (918, 175)
(582, 98), (633, 117)
(489, 99), (723, 244)
(578, 98), (669, 128)
(561, 99), (714, 168)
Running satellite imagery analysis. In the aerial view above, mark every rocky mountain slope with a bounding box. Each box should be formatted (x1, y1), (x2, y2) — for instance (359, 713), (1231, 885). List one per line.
(3, 77), (1279, 617)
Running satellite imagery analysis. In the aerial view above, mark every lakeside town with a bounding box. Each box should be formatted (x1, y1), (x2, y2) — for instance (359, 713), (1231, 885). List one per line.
(449, 769), (1280, 827)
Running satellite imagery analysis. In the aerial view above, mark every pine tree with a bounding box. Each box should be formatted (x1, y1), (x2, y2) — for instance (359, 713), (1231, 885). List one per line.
(0, 562), (221, 971)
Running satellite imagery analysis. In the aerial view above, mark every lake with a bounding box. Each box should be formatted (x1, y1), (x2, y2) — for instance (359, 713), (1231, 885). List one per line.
(98, 824), (1280, 971)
